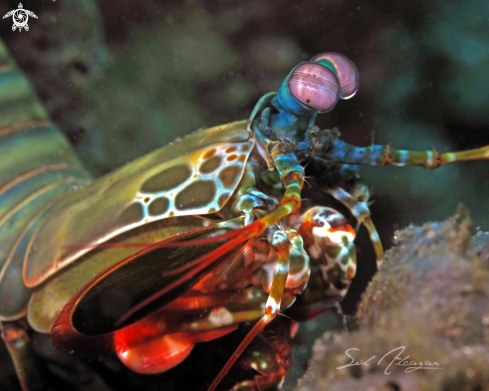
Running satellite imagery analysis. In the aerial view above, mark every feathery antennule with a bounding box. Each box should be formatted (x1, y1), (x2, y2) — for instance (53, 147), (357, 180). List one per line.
(162, 233), (251, 277)
(115, 232), (252, 328)
(116, 203), (297, 328)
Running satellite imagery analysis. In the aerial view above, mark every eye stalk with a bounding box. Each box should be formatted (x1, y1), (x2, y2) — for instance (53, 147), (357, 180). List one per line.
(288, 63), (340, 113)
(310, 52), (359, 99)
(251, 51), (358, 140)
(276, 62), (340, 117)
(275, 52), (358, 118)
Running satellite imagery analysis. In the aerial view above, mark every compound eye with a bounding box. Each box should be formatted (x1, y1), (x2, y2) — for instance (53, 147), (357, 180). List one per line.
(310, 52), (359, 99)
(288, 62), (340, 113)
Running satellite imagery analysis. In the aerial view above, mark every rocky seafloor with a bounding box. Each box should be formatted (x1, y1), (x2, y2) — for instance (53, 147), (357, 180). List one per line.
(296, 208), (489, 391)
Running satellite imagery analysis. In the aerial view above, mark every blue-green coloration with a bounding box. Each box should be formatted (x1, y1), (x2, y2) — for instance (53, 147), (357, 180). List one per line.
(0, 24), (489, 391)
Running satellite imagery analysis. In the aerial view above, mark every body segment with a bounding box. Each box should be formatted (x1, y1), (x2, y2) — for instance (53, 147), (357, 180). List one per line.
(0, 38), (489, 391)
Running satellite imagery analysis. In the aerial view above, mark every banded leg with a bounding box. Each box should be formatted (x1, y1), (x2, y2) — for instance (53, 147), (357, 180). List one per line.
(206, 143), (305, 391)
(1, 320), (45, 391)
(156, 147), (304, 301)
(306, 127), (489, 169)
(221, 141), (305, 243)
(208, 229), (292, 391)
(253, 141), (305, 230)
(327, 185), (384, 268)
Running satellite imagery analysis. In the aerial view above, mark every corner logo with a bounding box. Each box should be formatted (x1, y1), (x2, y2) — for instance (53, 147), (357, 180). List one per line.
(3, 3), (37, 32)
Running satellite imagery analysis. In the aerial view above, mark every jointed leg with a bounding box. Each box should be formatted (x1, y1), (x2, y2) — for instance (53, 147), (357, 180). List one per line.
(1, 320), (46, 391)
(327, 186), (384, 268)
(207, 229), (292, 391)
(161, 142), (305, 299)
(231, 141), (305, 239)
(199, 137), (305, 390)
(306, 127), (489, 169)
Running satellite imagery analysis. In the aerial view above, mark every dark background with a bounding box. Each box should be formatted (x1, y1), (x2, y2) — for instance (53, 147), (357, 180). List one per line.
(0, 0), (488, 389)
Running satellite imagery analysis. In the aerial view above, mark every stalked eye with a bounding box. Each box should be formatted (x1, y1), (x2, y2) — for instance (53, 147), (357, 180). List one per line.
(310, 52), (359, 99)
(288, 62), (340, 113)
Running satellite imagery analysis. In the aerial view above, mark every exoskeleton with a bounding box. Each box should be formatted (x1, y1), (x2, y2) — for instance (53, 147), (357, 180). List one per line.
(0, 39), (488, 391)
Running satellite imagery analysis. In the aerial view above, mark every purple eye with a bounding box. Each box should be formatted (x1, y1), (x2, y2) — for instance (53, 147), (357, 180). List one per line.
(310, 52), (359, 99)
(288, 63), (340, 112)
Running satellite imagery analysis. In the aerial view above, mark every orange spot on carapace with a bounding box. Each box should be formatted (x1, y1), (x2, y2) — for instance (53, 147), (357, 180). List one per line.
(238, 155), (246, 163)
(225, 146), (237, 153)
(227, 154), (237, 162)
(241, 144), (249, 152)
(202, 148), (217, 159)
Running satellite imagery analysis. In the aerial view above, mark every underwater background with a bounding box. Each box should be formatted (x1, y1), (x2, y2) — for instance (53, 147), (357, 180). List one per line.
(0, 0), (488, 389)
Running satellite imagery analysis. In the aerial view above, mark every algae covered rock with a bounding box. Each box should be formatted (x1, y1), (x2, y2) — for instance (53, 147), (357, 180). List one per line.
(297, 208), (489, 391)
